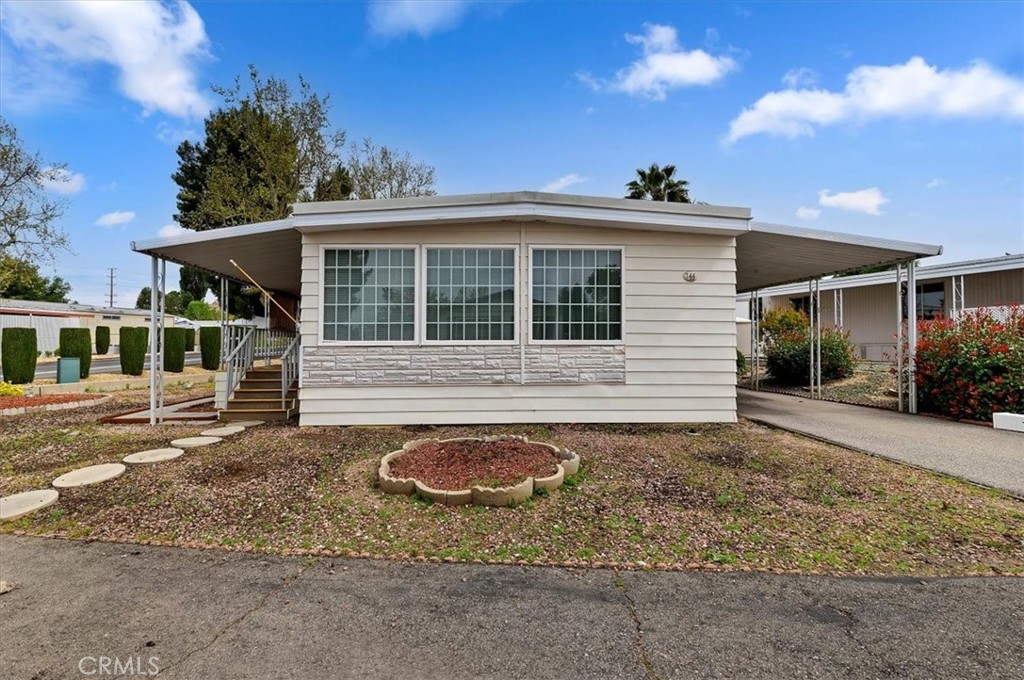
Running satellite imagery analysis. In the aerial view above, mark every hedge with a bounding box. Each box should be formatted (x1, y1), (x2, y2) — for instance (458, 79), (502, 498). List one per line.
(95, 325), (111, 355)
(59, 328), (92, 378)
(1, 327), (38, 384)
(765, 327), (855, 385)
(200, 326), (221, 370)
(914, 307), (1024, 421)
(163, 327), (186, 373)
(119, 327), (149, 376)
(184, 327), (196, 352)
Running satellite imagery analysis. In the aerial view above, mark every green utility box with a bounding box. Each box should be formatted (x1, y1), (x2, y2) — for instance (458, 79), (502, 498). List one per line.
(57, 357), (81, 384)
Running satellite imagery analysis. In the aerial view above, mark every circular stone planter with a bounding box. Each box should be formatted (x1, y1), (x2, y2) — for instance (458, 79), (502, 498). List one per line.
(52, 463), (126, 489)
(1, 489), (59, 521)
(124, 448), (185, 465)
(378, 436), (581, 507)
(170, 436), (223, 448)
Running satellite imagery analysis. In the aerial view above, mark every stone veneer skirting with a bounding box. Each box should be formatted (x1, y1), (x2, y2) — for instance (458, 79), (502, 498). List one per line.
(302, 344), (626, 386)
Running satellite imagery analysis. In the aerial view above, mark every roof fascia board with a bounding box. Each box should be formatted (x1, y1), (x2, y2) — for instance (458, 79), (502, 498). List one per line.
(744, 254), (1024, 298)
(748, 221), (942, 258)
(292, 202), (750, 235)
(131, 218), (294, 254)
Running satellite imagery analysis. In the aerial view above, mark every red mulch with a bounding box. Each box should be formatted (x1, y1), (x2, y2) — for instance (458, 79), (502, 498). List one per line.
(389, 439), (561, 490)
(0, 394), (105, 409)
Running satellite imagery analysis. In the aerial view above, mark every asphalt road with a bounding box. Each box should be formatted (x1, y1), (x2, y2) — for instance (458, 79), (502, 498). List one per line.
(1, 536), (1022, 679)
(18, 352), (202, 379)
(738, 389), (1024, 499)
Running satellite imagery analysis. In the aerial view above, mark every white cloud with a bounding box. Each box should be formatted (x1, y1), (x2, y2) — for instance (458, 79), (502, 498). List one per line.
(41, 167), (86, 195)
(95, 210), (136, 227)
(818, 188), (889, 216)
(158, 223), (185, 238)
(1, 0), (211, 118)
(726, 57), (1024, 143)
(705, 27), (720, 46)
(926, 177), (946, 189)
(368, 0), (476, 38)
(796, 206), (821, 220)
(782, 67), (818, 89)
(541, 174), (588, 193)
(579, 23), (737, 101)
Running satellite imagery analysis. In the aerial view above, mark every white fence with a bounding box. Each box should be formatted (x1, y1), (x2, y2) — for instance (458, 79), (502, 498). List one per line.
(953, 306), (1017, 323)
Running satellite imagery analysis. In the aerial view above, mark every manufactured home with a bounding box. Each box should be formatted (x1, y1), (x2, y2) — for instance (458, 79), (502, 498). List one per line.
(131, 192), (941, 425)
(738, 254), (1023, 361)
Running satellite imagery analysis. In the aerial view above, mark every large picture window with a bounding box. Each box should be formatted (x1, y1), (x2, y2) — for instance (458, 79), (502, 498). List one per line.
(425, 248), (516, 341)
(531, 248), (622, 341)
(322, 248), (415, 342)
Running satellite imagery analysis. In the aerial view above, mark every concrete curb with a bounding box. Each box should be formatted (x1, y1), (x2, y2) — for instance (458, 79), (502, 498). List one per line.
(0, 394), (111, 416)
(377, 436), (581, 507)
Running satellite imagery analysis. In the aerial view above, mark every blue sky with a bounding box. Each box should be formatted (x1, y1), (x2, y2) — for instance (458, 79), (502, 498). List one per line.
(1, 0), (1022, 306)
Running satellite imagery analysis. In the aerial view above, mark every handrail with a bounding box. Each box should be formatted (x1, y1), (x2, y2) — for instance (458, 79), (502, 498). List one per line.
(280, 334), (300, 411)
(224, 328), (255, 403)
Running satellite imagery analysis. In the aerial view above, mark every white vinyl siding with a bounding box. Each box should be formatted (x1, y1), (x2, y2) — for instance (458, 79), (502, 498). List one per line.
(299, 221), (737, 425)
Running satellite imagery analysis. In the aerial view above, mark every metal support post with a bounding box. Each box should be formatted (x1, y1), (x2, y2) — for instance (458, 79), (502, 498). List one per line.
(149, 257), (158, 425)
(895, 265), (904, 412)
(907, 260), (918, 414)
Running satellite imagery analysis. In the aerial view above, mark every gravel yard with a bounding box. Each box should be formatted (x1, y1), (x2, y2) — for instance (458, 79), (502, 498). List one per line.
(2, 390), (1022, 576)
(740, 362), (899, 409)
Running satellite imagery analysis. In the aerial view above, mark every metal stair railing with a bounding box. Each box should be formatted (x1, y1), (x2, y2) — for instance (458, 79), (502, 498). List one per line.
(224, 328), (255, 403)
(280, 334), (300, 411)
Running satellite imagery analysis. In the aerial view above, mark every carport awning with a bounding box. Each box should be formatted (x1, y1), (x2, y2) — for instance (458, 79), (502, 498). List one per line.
(130, 194), (942, 298)
(737, 221), (942, 293)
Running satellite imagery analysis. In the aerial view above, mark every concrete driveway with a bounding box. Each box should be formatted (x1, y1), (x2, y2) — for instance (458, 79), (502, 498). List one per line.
(738, 389), (1024, 498)
(2, 536), (1023, 679)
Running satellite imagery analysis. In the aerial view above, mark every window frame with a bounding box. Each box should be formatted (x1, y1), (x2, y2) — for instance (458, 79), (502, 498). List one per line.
(318, 244), (421, 347)
(420, 244), (520, 346)
(527, 245), (626, 346)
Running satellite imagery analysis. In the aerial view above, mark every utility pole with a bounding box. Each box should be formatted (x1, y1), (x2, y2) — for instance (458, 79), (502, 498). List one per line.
(107, 268), (117, 308)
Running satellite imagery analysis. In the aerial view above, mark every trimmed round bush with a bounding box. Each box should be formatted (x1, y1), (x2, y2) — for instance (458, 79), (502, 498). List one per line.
(915, 307), (1024, 421)
(119, 327), (149, 376)
(2, 327), (38, 384)
(765, 327), (855, 385)
(200, 326), (221, 370)
(58, 327), (92, 378)
(95, 325), (111, 355)
(163, 327), (186, 373)
(184, 327), (196, 352)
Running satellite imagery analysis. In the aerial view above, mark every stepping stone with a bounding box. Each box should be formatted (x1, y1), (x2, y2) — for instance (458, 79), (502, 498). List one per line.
(201, 425), (244, 437)
(124, 448), (185, 465)
(52, 464), (126, 489)
(170, 436), (223, 448)
(1, 489), (59, 521)
(228, 420), (265, 427)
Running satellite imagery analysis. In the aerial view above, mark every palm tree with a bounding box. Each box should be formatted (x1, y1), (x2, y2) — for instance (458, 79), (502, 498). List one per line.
(625, 163), (691, 203)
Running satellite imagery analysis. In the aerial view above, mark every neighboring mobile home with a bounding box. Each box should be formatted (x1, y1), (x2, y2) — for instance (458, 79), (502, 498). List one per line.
(738, 254), (1023, 361)
(0, 299), (167, 353)
(131, 192), (941, 425)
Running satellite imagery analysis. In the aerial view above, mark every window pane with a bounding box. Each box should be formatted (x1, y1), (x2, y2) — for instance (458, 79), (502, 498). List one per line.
(322, 248), (415, 342)
(425, 248), (515, 341)
(531, 249), (622, 341)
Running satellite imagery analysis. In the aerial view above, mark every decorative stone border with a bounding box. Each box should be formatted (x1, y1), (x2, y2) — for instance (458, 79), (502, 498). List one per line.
(378, 435), (581, 507)
(0, 394), (111, 416)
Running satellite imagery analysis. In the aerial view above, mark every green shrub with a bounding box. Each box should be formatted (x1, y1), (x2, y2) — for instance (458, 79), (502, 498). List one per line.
(95, 326), (110, 355)
(184, 327), (196, 352)
(200, 326), (221, 370)
(163, 327), (186, 373)
(119, 327), (149, 376)
(765, 328), (855, 385)
(186, 300), (220, 320)
(736, 348), (748, 375)
(760, 307), (808, 343)
(58, 328), (92, 378)
(914, 306), (1024, 421)
(1, 327), (38, 384)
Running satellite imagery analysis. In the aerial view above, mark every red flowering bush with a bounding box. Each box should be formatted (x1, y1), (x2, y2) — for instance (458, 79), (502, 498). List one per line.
(914, 306), (1024, 421)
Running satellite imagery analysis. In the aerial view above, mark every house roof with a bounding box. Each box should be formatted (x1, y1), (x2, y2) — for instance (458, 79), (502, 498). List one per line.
(0, 298), (153, 318)
(737, 252), (1024, 299)
(131, 192), (942, 297)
